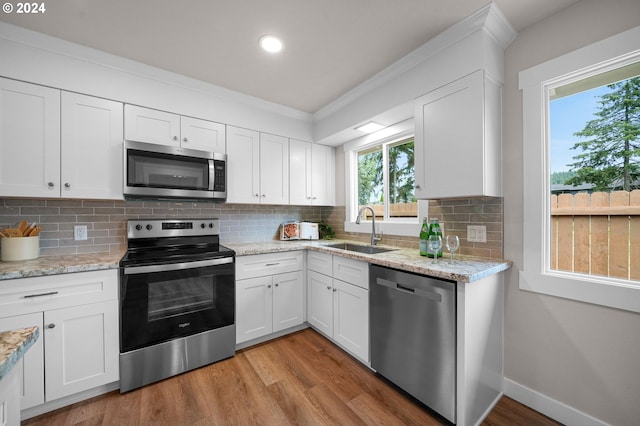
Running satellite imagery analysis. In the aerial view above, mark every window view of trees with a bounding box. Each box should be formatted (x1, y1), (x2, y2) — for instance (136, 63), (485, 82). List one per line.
(549, 68), (640, 281)
(564, 77), (640, 191)
(357, 137), (416, 221)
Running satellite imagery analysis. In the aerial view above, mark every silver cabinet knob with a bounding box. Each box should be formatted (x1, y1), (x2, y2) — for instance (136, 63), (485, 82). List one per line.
(267, 284), (272, 288)
(183, 137), (188, 142)
(333, 288), (337, 292)
(327, 285), (331, 290)
(254, 193), (260, 197)
(275, 283), (279, 287)
(64, 183), (71, 189)
(173, 136), (178, 141)
(48, 182), (55, 188)
(415, 184), (421, 189)
(261, 194), (266, 197)
(47, 323), (55, 329)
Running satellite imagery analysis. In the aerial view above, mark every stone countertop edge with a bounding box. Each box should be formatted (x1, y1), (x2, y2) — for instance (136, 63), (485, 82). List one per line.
(0, 251), (125, 281)
(0, 242), (511, 284)
(226, 240), (512, 283)
(0, 326), (39, 381)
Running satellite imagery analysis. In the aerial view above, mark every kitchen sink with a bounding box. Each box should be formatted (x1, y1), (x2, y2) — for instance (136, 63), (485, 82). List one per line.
(325, 242), (395, 254)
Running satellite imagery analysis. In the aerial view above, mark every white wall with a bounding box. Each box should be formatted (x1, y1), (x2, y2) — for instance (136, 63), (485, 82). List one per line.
(503, 1), (640, 424)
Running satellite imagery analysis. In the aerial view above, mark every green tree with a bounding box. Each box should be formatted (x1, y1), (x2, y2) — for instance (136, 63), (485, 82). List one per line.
(388, 140), (415, 203)
(357, 149), (382, 205)
(566, 76), (640, 191)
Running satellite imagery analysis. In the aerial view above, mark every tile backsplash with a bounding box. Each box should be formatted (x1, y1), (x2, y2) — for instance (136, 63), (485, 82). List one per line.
(0, 198), (323, 256)
(0, 197), (503, 259)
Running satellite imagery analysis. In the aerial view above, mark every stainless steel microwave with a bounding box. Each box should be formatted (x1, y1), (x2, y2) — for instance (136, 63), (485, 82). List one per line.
(124, 140), (226, 200)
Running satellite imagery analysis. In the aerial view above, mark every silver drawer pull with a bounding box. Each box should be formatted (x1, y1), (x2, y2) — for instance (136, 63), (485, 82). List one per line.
(265, 262), (280, 266)
(24, 291), (59, 298)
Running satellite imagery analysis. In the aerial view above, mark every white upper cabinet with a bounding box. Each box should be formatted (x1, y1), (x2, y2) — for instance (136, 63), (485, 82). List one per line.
(61, 92), (123, 200)
(0, 78), (124, 200)
(0, 77), (61, 198)
(124, 105), (225, 153)
(290, 140), (335, 206)
(414, 69), (501, 199)
(226, 126), (260, 203)
(227, 126), (289, 205)
(180, 115), (226, 153)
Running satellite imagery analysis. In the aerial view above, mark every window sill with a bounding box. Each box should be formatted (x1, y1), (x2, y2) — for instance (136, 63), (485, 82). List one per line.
(344, 221), (421, 238)
(519, 270), (640, 313)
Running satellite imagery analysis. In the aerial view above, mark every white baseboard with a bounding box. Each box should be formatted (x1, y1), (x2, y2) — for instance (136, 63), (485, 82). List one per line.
(504, 378), (607, 426)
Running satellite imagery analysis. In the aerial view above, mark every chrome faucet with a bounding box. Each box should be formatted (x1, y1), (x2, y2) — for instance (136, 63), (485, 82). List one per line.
(356, 205), (381, 246)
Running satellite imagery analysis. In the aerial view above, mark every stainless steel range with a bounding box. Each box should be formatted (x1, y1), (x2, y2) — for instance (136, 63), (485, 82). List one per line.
(119, 218), (235, 393)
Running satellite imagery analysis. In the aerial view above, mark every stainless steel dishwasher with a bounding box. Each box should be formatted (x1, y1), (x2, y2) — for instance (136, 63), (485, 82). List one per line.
(370, 264), (456, 423)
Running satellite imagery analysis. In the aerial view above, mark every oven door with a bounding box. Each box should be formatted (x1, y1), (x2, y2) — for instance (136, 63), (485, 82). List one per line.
(120, 256), (234, 353)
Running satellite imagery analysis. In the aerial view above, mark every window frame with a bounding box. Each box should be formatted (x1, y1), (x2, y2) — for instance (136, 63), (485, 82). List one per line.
(344, 119), (427, 237)
(519, 26), (640, 313)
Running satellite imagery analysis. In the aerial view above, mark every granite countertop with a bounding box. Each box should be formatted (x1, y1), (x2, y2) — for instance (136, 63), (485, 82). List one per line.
(0, 241), (510, 284)
(0, 251), (124, 281)
(0, 326), (39, 381)
(226, 240), (511, 283)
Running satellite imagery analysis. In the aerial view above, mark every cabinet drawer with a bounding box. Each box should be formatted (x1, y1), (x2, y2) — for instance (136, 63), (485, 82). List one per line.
(236, 251), (303, 280)
(0, 270), (118, 318)
(333, 256), (369, 290)
(307, 251), (332, 275)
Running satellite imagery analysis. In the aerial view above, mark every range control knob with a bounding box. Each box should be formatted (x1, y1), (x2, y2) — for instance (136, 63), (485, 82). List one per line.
(146, 224), (153, 231)
(209, 223), (214, 228)
(201, 223), (206, 229)
(135, 224), (142, 231)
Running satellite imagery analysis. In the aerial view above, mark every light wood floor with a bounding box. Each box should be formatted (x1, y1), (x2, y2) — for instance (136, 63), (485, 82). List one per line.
(23, 329), (560, 425)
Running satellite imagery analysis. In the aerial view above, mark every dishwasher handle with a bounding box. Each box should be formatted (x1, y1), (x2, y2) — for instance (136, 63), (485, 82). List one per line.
(376, 277), (442, 302)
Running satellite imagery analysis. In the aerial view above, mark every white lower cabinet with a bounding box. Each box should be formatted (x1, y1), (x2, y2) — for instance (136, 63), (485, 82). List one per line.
(0, 270), (119, 411)
(235, 252), (304, 344)
(307, 251), (369, 363)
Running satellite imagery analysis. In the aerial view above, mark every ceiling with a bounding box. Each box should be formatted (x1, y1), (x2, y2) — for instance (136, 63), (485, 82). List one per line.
(0, 0), (580, 114)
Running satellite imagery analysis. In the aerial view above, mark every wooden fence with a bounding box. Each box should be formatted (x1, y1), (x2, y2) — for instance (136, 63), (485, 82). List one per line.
(550, 190), (640, 281)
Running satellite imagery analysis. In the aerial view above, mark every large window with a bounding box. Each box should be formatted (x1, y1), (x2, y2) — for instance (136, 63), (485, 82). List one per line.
(519, 26), (640, 313)
(356, 137), (416, 222)
(549, 66), (640, 281)
(344, 120), (426, 237)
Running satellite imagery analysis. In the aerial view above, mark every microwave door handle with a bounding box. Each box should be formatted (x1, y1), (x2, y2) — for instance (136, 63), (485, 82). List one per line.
(208, 159), (215, 191)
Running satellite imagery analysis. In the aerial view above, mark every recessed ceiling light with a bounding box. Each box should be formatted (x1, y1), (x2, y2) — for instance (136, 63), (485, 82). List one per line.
(259, 35), (283, 53)
(355, 121), (385, 133)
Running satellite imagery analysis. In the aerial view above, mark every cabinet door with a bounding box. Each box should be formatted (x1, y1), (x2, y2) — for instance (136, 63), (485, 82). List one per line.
(273, 271), (304, 332)
(307, 270), (333, 337)
(260, 133), (289, 205)
(0, 312), (44, 409)
(44, 300), (119, 401)
(236, 276), (273, 344)
(226, 126), (260, 203)
(0, 78), (61, 197)
(124, 104), (180, 146)
(333, 279), (369, 363)
(61, 92), (123, 200)
(414, 70), (487, 199)
(289, 139), (312, 205)
(311, 143), (335, 206)
(180, 116), (226, 153)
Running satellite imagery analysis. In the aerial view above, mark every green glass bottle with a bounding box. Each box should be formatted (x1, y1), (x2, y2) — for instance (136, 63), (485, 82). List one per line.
(427, 218), (443, 258)
(419, 217), (429, 256)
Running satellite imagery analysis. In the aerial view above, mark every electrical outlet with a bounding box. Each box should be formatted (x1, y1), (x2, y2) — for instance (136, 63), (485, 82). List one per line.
(467, 225), (487, 243)
(74, 225), (88, 241)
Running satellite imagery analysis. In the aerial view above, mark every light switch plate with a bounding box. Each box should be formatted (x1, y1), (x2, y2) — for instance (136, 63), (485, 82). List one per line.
(467, 225), (486, 243)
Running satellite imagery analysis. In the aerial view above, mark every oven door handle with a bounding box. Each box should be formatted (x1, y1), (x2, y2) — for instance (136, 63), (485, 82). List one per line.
(123, 257), (234, 275)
